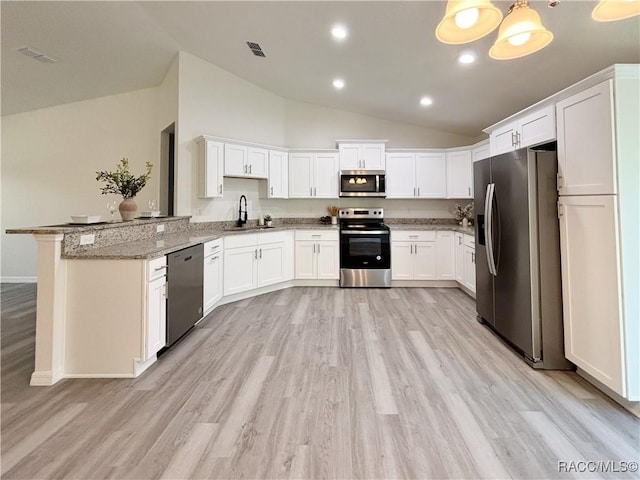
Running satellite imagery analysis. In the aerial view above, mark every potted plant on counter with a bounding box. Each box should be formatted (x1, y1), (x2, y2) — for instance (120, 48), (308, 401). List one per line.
(453, 203), (474, 227)
(263, 214), (273, 227)
(96, 158), (153, 221)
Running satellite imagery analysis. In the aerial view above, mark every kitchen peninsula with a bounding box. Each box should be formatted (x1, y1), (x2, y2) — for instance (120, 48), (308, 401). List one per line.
(8, 216), (472, 386)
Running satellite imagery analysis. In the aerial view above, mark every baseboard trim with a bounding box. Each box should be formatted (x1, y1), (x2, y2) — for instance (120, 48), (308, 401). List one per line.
(577, 368), (640, 418)
(391, 280), (459, 288)
(2, 276), (37, 284)
(30, 370), (64, 386)
(64, 373), (137, 379)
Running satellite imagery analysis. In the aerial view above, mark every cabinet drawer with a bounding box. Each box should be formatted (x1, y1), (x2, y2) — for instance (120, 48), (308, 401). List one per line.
(464, 234), (475, 248)
(204, 238), (223, 257)
(224, 233), (258, 249)
(295, 230), (339, 241)
(147, 256), (167, 281)
(392, 230), (436, 242)
(258, 231), (286, 245)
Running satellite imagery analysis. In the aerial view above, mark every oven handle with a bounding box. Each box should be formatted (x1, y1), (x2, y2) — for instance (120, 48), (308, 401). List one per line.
(340, 230), (390, 235)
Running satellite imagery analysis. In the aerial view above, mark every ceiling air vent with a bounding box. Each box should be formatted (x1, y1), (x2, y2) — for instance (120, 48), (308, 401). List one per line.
(246, 41), (266, 58)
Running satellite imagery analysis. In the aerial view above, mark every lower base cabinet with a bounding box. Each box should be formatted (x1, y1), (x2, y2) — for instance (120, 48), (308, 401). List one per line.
(145, 256), (167, 360)
(391, 231), (436, 280)
(294, 230), (339, 279)
(203, 239), (223, 314)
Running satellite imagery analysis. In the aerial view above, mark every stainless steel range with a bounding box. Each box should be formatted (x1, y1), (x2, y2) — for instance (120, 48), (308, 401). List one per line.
(339, 208), (391, 288)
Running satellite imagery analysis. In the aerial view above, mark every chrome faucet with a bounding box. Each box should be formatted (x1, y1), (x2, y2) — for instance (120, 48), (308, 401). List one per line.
(237, 195), (248, 227)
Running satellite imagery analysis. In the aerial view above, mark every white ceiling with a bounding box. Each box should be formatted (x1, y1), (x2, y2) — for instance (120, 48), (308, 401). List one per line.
(2, 1), (639, 137)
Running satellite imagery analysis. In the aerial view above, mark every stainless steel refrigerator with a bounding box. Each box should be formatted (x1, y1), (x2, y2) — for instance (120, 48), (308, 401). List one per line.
(474, 144), (571, 369)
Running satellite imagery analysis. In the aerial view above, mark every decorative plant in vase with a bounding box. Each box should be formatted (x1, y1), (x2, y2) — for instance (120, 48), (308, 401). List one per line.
(263, 214), (273, 227)
(96, 158), (153, 221)
(453, 203), (474, 227)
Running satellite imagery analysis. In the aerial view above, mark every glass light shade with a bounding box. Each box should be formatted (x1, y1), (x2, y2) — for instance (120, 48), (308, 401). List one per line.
(592, 0), (640, 22)
(489, 1), (553, 60)
(436, 0), (503, 44)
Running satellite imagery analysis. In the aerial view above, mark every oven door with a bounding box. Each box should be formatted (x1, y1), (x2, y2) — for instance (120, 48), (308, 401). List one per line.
(340, 230), (391, 269)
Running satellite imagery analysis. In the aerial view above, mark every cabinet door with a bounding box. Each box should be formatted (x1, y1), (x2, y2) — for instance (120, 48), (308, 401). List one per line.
(146, 276), (166, 360)
(386, 153), (416, 198)
(559, 195), (624, 396)
(295, 241), (317, 279)
(491, 122), (517, 156)
(415, 152), (447, 198)
(223, 246), (257, 296)
(203, 252), (222, 313)
(463, 245), (476, 293)
(413, 242), (437, 280)
(198, 140), (224, 198)
(268, 151), (288, 198)
(338, 144), (361, 170)
(518, 105), (556, 149)
(454, 233), (465, 284)
(224, 144), (248, 176)
(391, 242), (413, 280)
(472, 143), (490, 162)
(289, 153), (314, 198)
(446, 150), (473, 199)
(257, 242), (285, 287)
(361, 144), (386, 170)
(313, 153), (339, 198)
(316, 240), (339, 280)
(247, 147), (268, 178)
(556, 80), (616, 196)
(436, 231), (455, 280)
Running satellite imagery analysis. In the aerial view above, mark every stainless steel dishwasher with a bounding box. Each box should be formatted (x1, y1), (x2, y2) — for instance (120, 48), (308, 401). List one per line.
(166, 244), (204, 347)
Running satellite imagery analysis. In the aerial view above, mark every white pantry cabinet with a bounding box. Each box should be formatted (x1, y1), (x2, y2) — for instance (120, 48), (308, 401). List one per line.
(224, 144), (268, 179)
(294, 230), (339, 280)
(203, 239), (223, 314)
(196, 137), (224, 198)
(446, 150), (473, 199)
(267, 150), (289, 198)
(490, 105), (556, 156)
(391, 231), (436, 280)
(224, 232), (292, 296)
(289, 151), (339, 198)
(386, 151), (447, 198)
(338, 141), (386, 170)
(435, 231), (455, 280)
(556, 80), (616, 196)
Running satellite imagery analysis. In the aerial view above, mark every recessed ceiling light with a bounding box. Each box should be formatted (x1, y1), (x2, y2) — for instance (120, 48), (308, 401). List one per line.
(331, 25), (348, 40)
(333, 78), (345, 90)
(420, 96), (433, 106)
(458, 51), (476, 64)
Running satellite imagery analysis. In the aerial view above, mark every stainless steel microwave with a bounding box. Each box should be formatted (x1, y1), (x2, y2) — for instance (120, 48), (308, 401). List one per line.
(339, 170), (386, 197)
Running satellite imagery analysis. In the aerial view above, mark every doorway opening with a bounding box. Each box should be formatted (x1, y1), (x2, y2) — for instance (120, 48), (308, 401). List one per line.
(160, 123), (175, 216)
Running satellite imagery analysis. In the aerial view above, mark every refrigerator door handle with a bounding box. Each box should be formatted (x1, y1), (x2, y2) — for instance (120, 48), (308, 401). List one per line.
(485, 183), (498, 276)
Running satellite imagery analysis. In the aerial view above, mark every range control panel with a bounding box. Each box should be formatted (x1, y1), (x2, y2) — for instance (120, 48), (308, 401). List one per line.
(338, 208), (384, 220)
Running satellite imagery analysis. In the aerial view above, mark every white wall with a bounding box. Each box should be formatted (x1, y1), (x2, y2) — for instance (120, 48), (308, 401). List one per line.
(1, 82), (177, 280)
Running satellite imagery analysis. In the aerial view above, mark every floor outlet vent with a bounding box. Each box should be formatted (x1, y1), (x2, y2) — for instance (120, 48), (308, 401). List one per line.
(246, 41), (266, 57)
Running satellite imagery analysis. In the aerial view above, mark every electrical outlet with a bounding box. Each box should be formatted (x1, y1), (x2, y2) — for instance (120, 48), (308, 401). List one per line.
(156, 224), (165, 233)
(79, 234), (95, 245)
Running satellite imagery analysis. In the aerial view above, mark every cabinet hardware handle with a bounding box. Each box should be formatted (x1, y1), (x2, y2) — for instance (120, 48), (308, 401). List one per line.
(154, 265), (167, 272)
(459, 237), (462, 245)
(516, 131), (521, 145)
(244, 164), (247, 174)
(413, 187), (416, 197)
(314, 187), (317, 196)
(249, 164), (252, 174)
(310, 187), (313, 196)
(417, 187), (420, 196)
(219, 184), (223, 194)
(313, 243), (316, 254)
(511, 132), (516, 146)
(270, 186), (273, 196)
(410, 244), (413, 254)
(312, 234), (321, 237)
(414, 244), (418, 254)
(317, 243), (321, 254)
(363, 159), (366, 168)
(211, 256), (219, 261)
(254, 249), (258, 259)
(409, 235), (418, 238)
(259, 248), (262, 259)
(468, 187), (471, 196)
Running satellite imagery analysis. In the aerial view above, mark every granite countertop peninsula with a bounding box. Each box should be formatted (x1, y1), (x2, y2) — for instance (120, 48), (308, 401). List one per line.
(388, 224), (475, 236)
(5, 215), (190, 235)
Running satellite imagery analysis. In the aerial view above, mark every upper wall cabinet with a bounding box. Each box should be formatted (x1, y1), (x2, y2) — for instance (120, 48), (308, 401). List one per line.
(446, 150), (473, 199)
(472, 141), (490, 162)
(196, 136), (224, 198)
(386, 151), (447, 199)
(267, 150), (289, 198)
(338, 141), (387, 171)
(224, 144), (268, 179)
(556, 80), (616, 196)
(289, 151), (339, 198)
(489, 105), (556, 156)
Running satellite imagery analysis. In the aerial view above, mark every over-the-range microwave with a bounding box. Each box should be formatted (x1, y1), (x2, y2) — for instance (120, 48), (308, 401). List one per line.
(339, 170), (386, 198)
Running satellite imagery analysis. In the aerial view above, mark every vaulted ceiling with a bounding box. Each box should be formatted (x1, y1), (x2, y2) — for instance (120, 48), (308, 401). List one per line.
(2, 1), (639, 136)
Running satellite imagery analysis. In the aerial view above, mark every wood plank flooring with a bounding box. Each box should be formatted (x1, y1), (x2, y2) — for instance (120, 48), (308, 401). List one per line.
(1, 283), (639, 479)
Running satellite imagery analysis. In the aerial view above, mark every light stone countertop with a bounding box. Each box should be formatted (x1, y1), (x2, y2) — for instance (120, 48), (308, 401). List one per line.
(6, 215), (189, 235)
(388, 224), (475, 236)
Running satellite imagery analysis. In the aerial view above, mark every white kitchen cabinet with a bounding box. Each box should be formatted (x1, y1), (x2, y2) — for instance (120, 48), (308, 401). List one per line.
(224, 144), (268, 178)
(338, 142), (386, 170)
(454, 232), (465, 284)
(556, 80), (616, 196)
(294, 230), (339, 280)
(446, 150), (473, 199)
(257, 241), (285, 287)
(472, 141), (490, 162)
(203, 239), (223, 314)
(436, 231), (455, 280)
(463, 235), (476, 293)
(289, 151), (338, 198)
(386, 151), (446, 199)
(145, 256), (167, 360)
(267, 150), (288, 198)
(196, 137), (224, 198)
(490, 105), (556, 156)
(391, 231), (436, 280)
(223, 244), (257, 296)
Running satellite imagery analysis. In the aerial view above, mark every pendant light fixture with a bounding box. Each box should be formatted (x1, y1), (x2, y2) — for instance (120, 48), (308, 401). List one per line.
(592, 0), (640, 22)
(435, 0), (503, 44)
(489, 0), (553, 60)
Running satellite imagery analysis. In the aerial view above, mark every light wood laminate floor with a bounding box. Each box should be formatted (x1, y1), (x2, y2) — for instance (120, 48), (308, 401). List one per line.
(1, 284), (638, 479)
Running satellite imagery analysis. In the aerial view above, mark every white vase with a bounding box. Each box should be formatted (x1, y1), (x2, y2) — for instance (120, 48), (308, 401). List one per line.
(462, 218), (469, 228)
